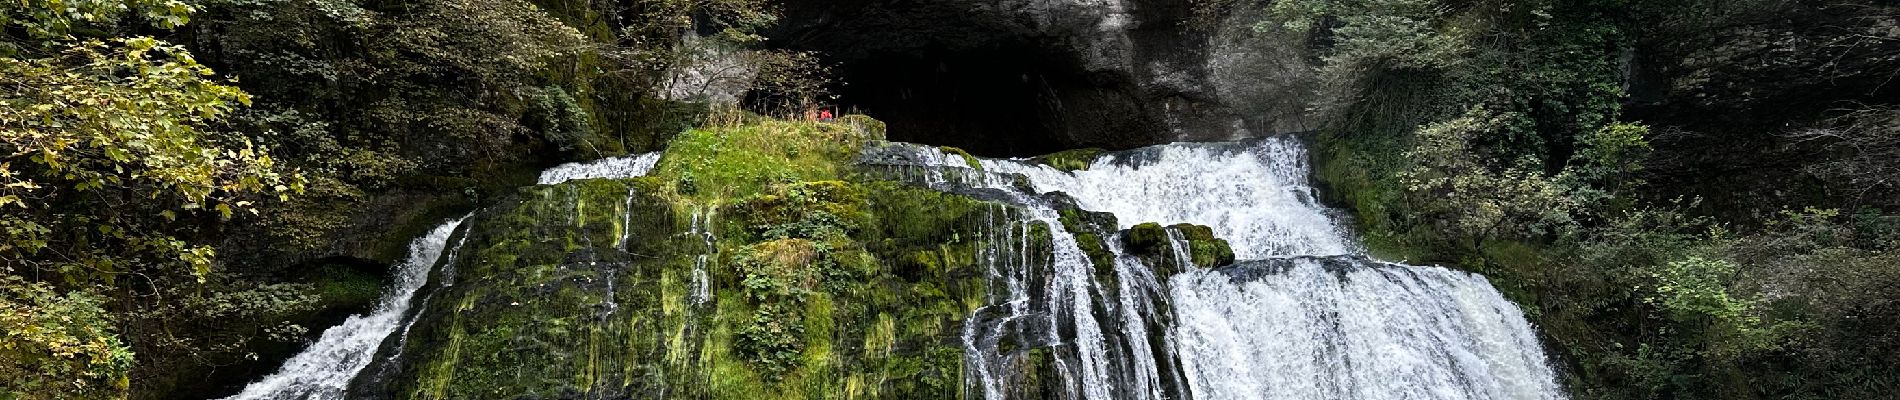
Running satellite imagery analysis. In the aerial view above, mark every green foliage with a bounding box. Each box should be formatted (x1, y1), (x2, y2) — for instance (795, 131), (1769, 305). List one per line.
(0, 0), (192, 41)
(0, 278), (134, 400)
(1283, 1), (1900, 398)
(387, 115), (1001, 398)
(1566, 122), (1652, 197)
(524, 86), (600, 156)
(2, 1), (309, 395)
(731, 239), (820, 375)
(1265, 0), (1472, 75)
(730, 181), (868, 242)
(7, 0), (808, 395)
(727, 181), (873, 375)
(2, 37), (297, 283)
(1647, 257), (1787, 357)
(1400, 108), (1581, 246)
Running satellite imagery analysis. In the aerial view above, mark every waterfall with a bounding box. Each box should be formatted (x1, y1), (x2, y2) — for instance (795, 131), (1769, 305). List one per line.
(979, 137), (1354, 258)
(868, 143), (1173, 399)
(1170, 258), (1565, 400)
(231, 152), (669, 399)
(221, 216), (468, 400)
(537, 152), (662, 185)
(966, 178), (1120, 400)
(233, 134), (1563, 399)
(872, 135), (1566, 400)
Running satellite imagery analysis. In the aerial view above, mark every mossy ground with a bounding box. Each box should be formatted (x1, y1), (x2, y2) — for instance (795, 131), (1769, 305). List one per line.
(381, 115), (1054, 399)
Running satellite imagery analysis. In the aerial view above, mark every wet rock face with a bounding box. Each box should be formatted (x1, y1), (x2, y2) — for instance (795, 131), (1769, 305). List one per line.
(766, 0), (1241, 156)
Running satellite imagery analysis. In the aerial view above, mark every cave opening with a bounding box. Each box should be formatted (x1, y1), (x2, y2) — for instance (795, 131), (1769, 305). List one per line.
(760, 0), (1161, 157)
(832, 43), (1072, 156)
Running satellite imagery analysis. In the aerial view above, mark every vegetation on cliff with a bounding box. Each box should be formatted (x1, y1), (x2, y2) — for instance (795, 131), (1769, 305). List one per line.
(376, 116), (1069, 399)
(1184, 0), (1900, 397)
(0, 0), (803, 396)
(4, 0), (1897, 397)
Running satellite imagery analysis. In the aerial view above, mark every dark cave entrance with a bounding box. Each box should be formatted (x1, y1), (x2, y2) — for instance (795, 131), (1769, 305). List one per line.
(760, 0), (1164, 157)
(831, 44), (1075, 156)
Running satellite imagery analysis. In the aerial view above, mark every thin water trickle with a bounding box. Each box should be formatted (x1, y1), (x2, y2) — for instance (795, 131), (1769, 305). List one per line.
(688, 208), (714, 305)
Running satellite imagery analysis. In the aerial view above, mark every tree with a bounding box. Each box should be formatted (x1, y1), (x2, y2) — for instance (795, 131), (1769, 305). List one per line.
(2, 0), (296, 397)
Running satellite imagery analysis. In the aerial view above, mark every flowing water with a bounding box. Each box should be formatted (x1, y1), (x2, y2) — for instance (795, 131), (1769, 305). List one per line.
(868, 136), (1565, 400)
(238, 136), (1563, 400)
(537, 152), (662, 185)
(977, 138), (1354, 258)
(1170, 257), (1564, 400)
(221, 217), (468, 400)
(231, 152), (669, 399)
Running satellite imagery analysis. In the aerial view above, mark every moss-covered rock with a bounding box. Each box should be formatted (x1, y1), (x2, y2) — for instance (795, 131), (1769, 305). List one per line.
(1124, 222), (1169, 255)
(938, 146), (984, 170)
(1057, 206), (1119, 278)
(1119, 223), (1237, 276)
(1169, 223), (1236, 268)
(1031, 148), (1106, 172)
(371, 117), (1056, 399)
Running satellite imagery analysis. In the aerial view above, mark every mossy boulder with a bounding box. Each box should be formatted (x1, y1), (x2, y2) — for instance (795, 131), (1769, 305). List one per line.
(1120, 222), (1237, 276)
(1170, 223), (1235, 268)
(369, 118), (1057, 399)
(1124, 222), (1169, 255)
(938, 146), (983, 170)
(1031, 148), (1106, 172)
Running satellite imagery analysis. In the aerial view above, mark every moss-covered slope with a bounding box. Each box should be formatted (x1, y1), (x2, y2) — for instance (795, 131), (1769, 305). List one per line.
(366, 117), (1069, 399)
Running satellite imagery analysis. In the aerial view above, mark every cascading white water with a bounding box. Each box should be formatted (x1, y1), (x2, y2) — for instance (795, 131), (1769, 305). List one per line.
(1000, 136), (1565, 400)
(537, 152), (663, 185)
(1170, 258), (1565, 400)
(980, 137), (1355, 258)
(232, 152), (670, 399)
(873, 143), (1152, 399)
(890, 135), (1564, 400)
(964, 207), (1027, 400)
(1033, 207), (1119, 400)
(221, 217), (468, 400)
(1105, 238), (1178, 400)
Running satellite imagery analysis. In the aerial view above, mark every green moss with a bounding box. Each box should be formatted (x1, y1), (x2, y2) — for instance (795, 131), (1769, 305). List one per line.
(833, 114), (886, 141)
(382, 116), (1023, 399)
(1168, 223), (1235, 268)
(650, 119), (871, 204)
(1031, 148), (1106, 172)
(938, 146), (983, 170)
(1058, 208), (1118, 276)
(1124, 222), (1168, 255)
